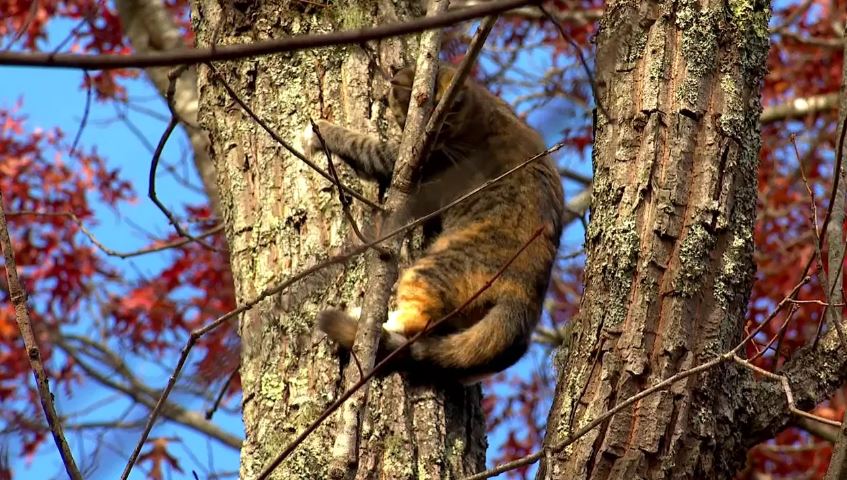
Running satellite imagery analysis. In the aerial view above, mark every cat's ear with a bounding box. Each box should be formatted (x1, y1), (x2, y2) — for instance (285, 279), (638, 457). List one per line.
(390, 66), (416, 89)
(435, 66), (465, 108)
(451, 88), (466, 109)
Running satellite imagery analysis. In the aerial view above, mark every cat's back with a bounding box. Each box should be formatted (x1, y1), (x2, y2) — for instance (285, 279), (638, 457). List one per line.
(454, 82), (564, 230)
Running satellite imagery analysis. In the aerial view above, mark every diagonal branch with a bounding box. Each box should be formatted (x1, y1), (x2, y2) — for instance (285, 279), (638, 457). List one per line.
(54, 335), (242, 449)
(466, 275), (845, 480)
(0, 190), (84, 480)
(206, 63), (384, 212)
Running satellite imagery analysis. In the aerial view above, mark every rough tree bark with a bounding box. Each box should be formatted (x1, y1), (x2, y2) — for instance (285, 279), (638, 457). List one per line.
(541, 1), (771, 478)
(193, 2), (485, 479)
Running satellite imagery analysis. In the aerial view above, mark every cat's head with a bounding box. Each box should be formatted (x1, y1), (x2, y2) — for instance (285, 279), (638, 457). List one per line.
(388, 64), (472, 139)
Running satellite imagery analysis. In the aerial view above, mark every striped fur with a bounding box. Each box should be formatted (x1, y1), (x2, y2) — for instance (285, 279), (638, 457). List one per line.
(303, 65), (564, 384)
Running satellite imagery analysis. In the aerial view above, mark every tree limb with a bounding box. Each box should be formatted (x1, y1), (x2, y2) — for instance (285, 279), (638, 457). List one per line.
(0, 0), (540, 70)
(0, 190), (84, 480)
(760, 93), (839, 124)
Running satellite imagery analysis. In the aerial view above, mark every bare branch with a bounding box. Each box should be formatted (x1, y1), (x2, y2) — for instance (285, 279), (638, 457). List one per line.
(69, 70), (93, 154)
(147, 112), (220, 252)
(205, 368), (239, 420)
(0, 0), (540, 70)
(5, 210), (222, 259)
(733, 355), (840, 428)
(823, 37), (847, 480)
(329, 2), (453, 473)
(311, 119), (374, 246)
(148, 68), (220, 252)
(464, 354), (733, 480)
(450, 0), (602, 24)
(779, 31), (844, 49)
(0, 190), (84, 480)
(2, 0), (39, 51)
(328, 13), (498, 476)
(760, 93), (839, 124)
(54, 336), (242, 449)
(559, 167), (592, 185)
(537, 4), (609, 121)
(471, 274), (816, 479)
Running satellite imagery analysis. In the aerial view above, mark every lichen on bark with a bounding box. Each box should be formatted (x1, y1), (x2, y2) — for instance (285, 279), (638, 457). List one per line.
(539, 0), (769, 478)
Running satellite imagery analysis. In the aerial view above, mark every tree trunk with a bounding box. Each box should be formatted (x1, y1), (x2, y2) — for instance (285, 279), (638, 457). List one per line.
(540, 1), (770, 478)
(193, 2), (486, 479)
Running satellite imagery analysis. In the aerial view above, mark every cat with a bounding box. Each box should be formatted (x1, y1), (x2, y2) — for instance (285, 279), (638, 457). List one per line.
(301, 64), (564, 384)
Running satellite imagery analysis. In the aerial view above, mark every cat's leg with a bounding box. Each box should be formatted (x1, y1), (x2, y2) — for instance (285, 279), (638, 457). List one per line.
(301, 120), (398, 184)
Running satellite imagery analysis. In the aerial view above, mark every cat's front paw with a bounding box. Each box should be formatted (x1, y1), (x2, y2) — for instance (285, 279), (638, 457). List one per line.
(300, 120), (329, 157)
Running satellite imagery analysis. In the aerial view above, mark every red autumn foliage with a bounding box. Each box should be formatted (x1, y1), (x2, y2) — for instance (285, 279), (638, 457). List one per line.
(0, 0), (845, 479)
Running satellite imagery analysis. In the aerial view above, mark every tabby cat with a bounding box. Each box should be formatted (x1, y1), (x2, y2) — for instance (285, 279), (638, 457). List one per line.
(301, 64), (564, 384)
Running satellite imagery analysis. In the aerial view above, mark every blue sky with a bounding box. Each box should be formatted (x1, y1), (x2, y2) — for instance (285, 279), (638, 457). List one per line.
(1, 17), (594, 480)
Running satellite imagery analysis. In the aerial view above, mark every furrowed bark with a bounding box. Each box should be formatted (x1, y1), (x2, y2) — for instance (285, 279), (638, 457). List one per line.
(540, 1), (770, 478)
(194, 2), (485, 478)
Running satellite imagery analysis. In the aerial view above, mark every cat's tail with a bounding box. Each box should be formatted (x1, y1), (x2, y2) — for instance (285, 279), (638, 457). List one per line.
(317, 308), (411, 359)
(318, 302), (532, 383)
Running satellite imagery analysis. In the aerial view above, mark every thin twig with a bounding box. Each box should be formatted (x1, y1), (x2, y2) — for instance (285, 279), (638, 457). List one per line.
(538, 4), (610, 122)
(749, 303), (798, 364)
(147, 114), (219, 252)
(0, 0), (541, 70)
(205, 369), (239, 420)
(311, 119), (372, 245)
(147, 67), (220, 252)
(466, 348), (844, 480)
(732, 355), (841, 427)
(50, 4), (99, 55)
(2, 0), (39, 51)
(5, 210), (222, 259)
(0, 190), (84, 480)
(823, 40), (847, 480)
(463, 353), (732, 480)
(469, 274), (814, 479)
(55, 335), (242, 448)
(812, 112), (847, 350)
(69, 70), (93, 154)
(411, 15), (500, 183)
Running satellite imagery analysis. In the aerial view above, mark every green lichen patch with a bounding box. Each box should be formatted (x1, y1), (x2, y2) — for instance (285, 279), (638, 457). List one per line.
(673, 223), (716, 296)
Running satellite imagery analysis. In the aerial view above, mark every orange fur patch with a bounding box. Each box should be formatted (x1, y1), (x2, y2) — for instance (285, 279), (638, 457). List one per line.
(394, 271), (443, 335)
